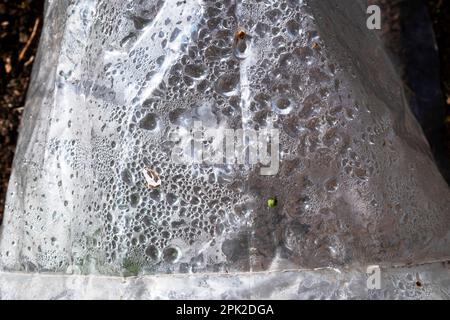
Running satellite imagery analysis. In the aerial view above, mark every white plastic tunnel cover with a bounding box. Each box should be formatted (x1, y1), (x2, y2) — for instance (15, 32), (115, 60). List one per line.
(1, 0), (450, 299)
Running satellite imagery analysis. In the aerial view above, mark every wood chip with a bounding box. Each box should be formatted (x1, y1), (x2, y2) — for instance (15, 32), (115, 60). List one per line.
(5, 56), (11, 73)
(142, 167), (161, 189)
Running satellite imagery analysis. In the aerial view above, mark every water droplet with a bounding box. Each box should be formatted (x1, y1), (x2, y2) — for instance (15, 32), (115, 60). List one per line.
(145, 245), (160, 261)
(139, 113), (159, 131)
(215, 73), (239, 96)
(325, 177), (338, 192)
(184, 64), (207, 79)
(121, 169), (134, 186)
(272, 96), (293, 114)
(162, 247), (180, 263)
(286, 19), (301, 37)
(130, 193), (141, 207)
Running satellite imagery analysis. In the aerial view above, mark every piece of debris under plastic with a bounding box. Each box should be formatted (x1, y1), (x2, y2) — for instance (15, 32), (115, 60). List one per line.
(141, 167), (161, 189)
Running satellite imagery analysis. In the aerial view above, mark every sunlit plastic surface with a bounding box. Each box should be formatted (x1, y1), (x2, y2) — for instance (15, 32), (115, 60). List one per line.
(0, 0), (449, 299)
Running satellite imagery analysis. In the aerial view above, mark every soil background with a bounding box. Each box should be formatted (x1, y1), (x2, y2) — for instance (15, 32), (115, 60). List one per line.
(0, 0), (449, 221)
(428, 0), (450, 159)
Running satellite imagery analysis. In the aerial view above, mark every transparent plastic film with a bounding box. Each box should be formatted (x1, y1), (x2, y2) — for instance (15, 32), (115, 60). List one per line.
(0, 0), (449, 299)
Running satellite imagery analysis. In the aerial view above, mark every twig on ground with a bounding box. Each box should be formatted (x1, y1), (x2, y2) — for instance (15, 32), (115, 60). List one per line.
(18, 18), (40, 62)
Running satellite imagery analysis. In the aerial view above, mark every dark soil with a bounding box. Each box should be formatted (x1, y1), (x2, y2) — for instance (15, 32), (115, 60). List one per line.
(0, 1), (449, 222)
(427, 0), (450, 159)
(376, 0), (450, 181)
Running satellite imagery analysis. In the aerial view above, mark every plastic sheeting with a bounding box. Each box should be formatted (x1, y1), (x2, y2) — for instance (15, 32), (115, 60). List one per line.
(1, 0), (450, 298)
(1, 262), (450, 299)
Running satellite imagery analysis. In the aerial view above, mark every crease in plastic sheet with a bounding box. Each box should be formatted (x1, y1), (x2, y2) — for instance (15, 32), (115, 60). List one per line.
(1, 0), (450, 299)
(2, 263), (450, 299)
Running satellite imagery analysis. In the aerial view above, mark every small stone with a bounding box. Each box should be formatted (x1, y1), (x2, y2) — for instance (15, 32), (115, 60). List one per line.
(267, 197), (277, 208)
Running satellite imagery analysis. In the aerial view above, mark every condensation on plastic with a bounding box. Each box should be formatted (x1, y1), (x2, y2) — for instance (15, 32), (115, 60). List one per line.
(1, 0), (450, 298)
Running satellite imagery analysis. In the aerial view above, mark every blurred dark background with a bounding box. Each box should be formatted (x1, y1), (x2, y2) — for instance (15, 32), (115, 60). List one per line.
(375, 0), (450, 183)
(0, 0), (449, 221)
(424, 0), (450, 180)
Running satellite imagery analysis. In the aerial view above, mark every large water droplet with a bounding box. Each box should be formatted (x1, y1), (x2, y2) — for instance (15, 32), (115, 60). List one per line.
(139, 113), (159, 131)
(272, 96), (293, 115)
(215, 73), (239, 96)
(286, 19), (301, 37)
(145, 245), (160, 261)
(184, 64), (207, 79)
(162, 246), (180, 263)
